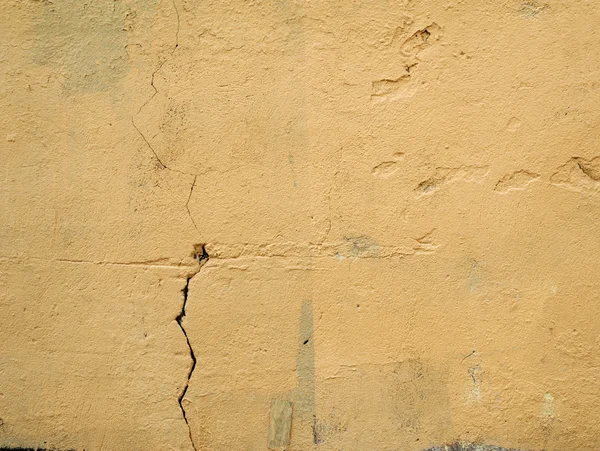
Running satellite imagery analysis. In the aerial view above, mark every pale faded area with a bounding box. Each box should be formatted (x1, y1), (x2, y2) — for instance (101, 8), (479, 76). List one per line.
(1, 0), (600, 450)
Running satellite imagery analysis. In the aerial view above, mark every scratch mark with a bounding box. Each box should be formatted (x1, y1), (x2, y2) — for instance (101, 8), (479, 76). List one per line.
(461, 350), (476, 362)
(186, 175), (199, 233)
(467, 365), (482, 403)
(321, 145), (343, 245)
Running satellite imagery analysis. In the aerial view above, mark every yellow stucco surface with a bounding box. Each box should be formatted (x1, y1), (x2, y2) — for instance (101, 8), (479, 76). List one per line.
(2, 1), (600, 450)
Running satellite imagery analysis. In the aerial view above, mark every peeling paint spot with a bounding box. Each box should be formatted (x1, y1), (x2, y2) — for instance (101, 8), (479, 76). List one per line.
(542, 392), (555, 418)
(494, 170), (540, 193)
(400, 23), (442, 56)
(372, 152), (405, 178)
(371, 74), (415, 101)
(551, 156), (600, 193)
(518, 1), (549, 17)
(267, 399), (293, 450)
(416, 166), (489, 195)
(372, 23), (441, 101)
(372, 161), (400, 177)
(574, 157), (600, 181)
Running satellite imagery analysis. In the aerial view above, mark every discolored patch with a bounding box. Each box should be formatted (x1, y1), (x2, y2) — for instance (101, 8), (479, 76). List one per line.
(317, 359), (452, 446)
(31, 0), (130, 92)
(422, 443), (532, 451)
(342, 236), (381, 258)
(0, 447), (76, 451)
(267, 399), (293, 450)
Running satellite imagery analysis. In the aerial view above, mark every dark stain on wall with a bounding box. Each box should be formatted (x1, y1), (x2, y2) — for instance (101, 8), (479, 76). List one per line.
(422, 443), (532, 451)
(0, 447), (77, 451)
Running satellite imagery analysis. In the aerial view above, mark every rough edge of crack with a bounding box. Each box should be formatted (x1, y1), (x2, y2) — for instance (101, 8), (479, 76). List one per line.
(176, 244), (209, 451)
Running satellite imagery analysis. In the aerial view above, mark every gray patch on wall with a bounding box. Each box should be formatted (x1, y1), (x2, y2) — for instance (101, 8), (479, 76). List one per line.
(0, 447), (76, 451)
(295, 300), (315, 417)
(31, 0), (129, 92)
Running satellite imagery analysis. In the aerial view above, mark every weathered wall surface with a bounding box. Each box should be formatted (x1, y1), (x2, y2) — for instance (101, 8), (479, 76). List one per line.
(2, 0), (600, 450)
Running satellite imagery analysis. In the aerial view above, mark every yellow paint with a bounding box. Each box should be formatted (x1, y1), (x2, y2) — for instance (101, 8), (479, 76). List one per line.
(2, 0), (600, 450)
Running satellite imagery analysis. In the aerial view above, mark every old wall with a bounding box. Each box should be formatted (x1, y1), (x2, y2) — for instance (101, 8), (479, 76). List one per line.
(2, 0), (600, 450)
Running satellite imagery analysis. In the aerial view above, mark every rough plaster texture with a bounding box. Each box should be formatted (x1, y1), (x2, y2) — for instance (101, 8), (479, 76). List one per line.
(2, 0), (600, 450)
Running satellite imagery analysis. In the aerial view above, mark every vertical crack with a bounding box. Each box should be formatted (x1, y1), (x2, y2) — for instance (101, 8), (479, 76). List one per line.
(177, 245), (209, 451)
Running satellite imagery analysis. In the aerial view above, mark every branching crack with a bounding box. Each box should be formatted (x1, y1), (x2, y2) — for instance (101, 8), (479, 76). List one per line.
(131, 0), (192, 177)
(176, 245), (209, 451)
(129, 8), (208, 446)
(131, 0), (202, 238)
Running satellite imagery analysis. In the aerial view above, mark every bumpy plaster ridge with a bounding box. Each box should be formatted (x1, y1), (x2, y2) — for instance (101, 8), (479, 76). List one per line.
(177, 245), (209, 451)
